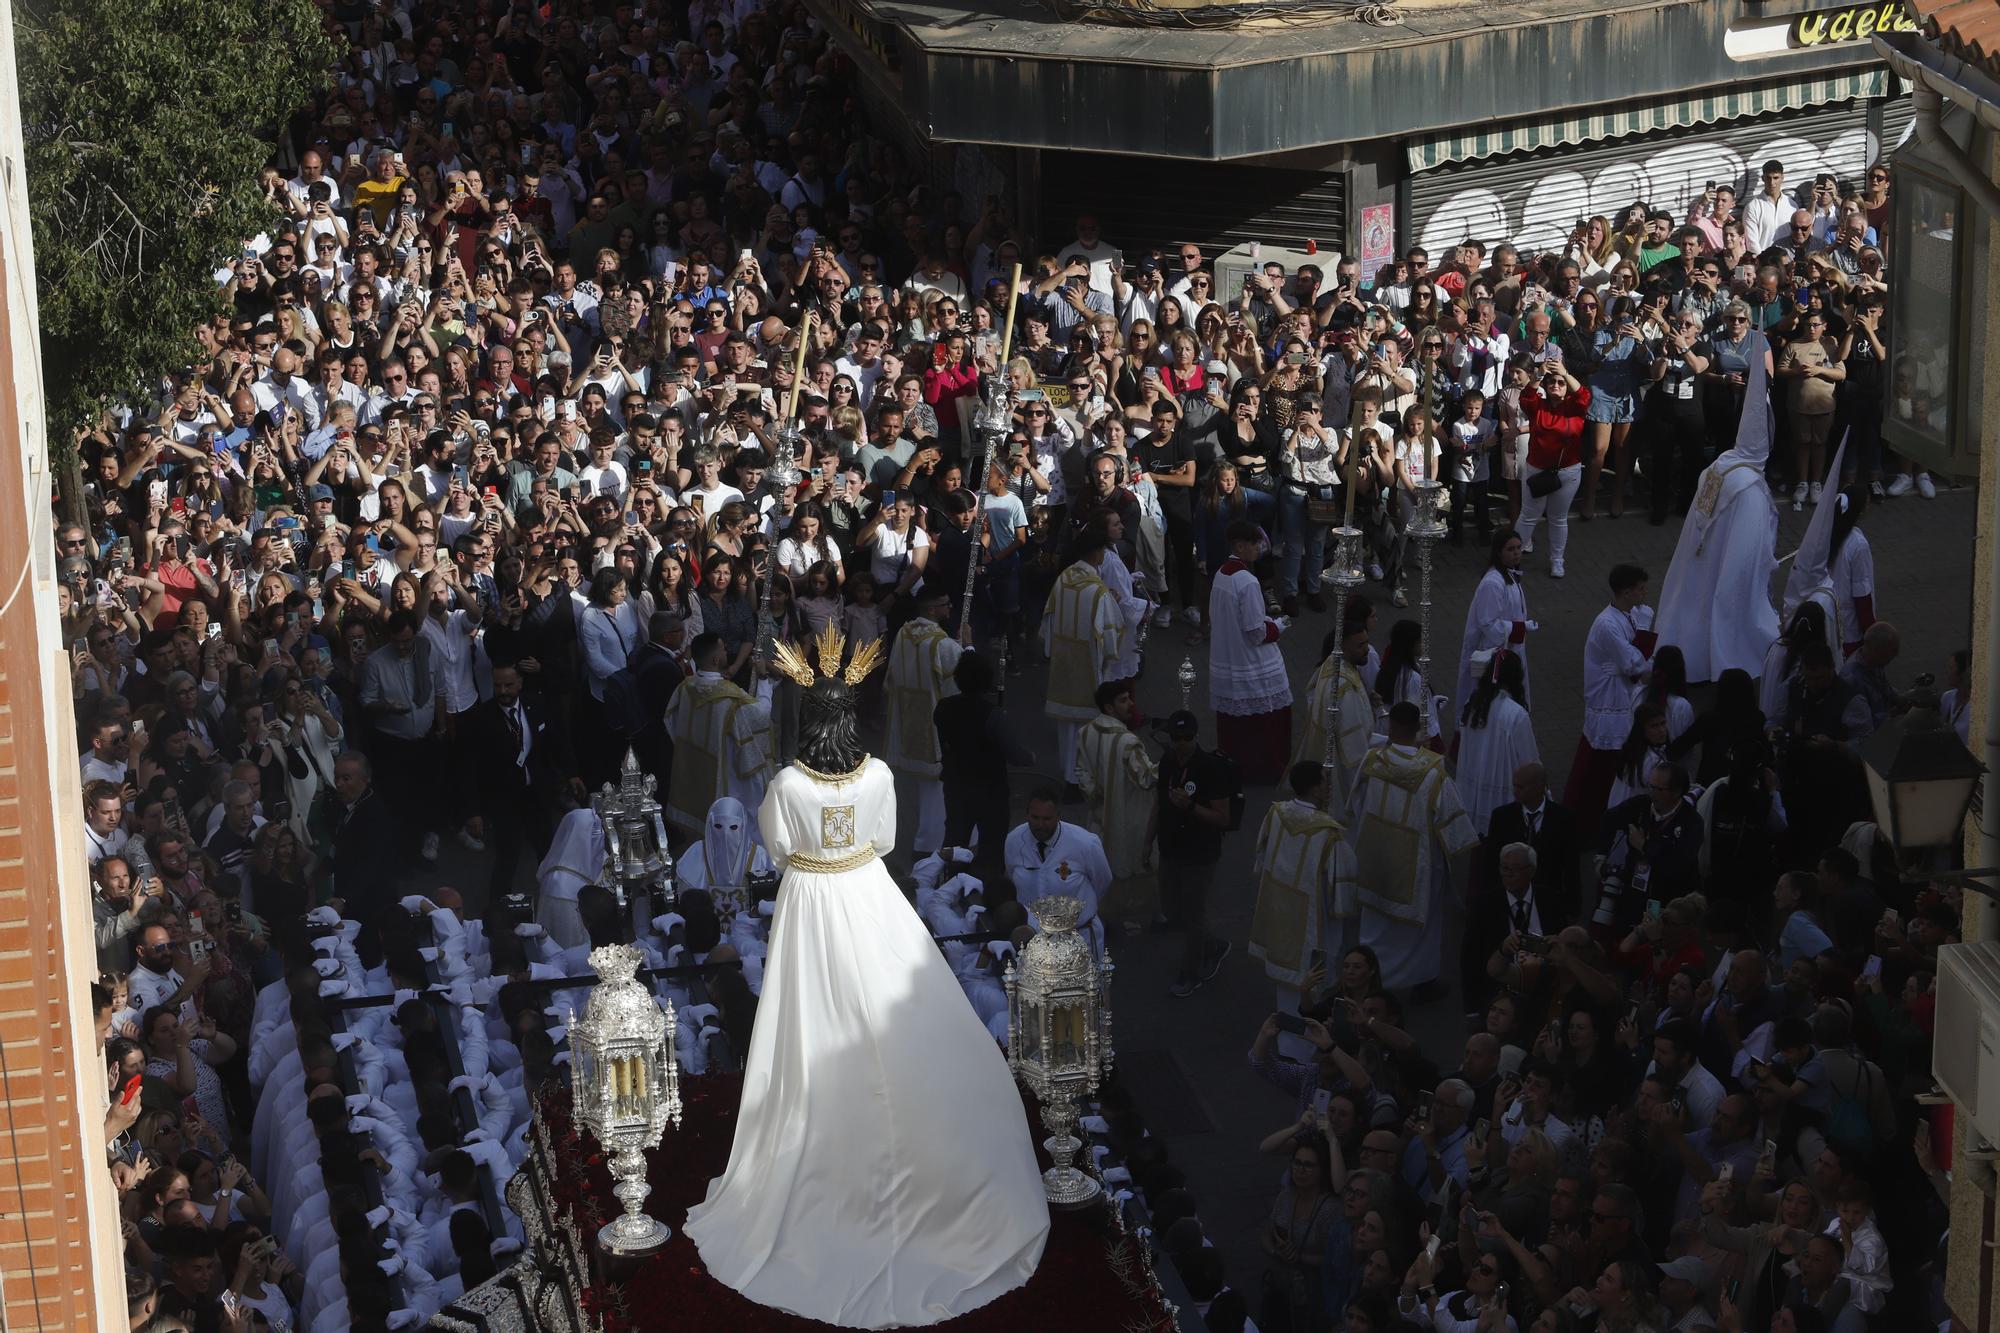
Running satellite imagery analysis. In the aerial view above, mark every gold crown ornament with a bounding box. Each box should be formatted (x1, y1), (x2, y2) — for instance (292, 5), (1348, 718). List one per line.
(770, 622), (887, 689)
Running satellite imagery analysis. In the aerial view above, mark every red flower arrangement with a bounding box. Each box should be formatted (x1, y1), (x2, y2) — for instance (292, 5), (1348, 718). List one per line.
(534, 1078), (1177, 1333)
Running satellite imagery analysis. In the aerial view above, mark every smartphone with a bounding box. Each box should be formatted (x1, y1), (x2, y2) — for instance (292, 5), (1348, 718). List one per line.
(1307, 948), (1328, 977)
(148, 479), (168, 505)
(1717, 1163), (1734, 1185)
(1312, 1088), (1332, 1118)
(623, 512), (639, 527)
(262, 638), (281, 660)
(1520, 933), (1550, 957)
(1424, 1232), (1442, 1262)
(1862, 954), (1883, 979)
(1474, 1116), (1491, 1147)
(1418, 1090), (1434, 1120)
(483, 485), (499, 499)
(1760, 1138), (1777, 1168)
(882, 490), (897, 507)
(120, 1074), (143, 1105)
(225, 901), (241, 925)
(1645, 899), (1661, 921)
(1273, 1011), (1310, 1037)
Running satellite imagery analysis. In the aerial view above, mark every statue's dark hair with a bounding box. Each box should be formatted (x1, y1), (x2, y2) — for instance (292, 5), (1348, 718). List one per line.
(797, 677), (865, 772)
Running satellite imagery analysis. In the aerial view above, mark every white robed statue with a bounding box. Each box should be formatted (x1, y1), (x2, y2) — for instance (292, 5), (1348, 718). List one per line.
(1655, 331), (1780, 683)
(1347, 703), (1478, 992)
(685, 625), (1049, 1328)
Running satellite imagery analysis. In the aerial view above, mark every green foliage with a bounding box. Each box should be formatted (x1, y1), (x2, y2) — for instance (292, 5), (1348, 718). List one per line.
(19, 0), (338, 460)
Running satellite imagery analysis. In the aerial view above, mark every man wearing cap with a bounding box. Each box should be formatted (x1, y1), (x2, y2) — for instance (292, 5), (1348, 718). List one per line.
(1207, 521), (1293, 784)
(1656, 1256), (1717, 1332)
(1154, 710), (1238, 996)
(1110, 256), (1165, 333)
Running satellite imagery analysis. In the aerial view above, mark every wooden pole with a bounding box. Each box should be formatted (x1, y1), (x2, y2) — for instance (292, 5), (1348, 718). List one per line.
(782, 310), (815, 423)
(997, 262), (1024, 370)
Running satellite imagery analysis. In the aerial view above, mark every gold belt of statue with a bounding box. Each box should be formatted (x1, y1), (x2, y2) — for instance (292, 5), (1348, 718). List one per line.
(785, 842), (879, 873)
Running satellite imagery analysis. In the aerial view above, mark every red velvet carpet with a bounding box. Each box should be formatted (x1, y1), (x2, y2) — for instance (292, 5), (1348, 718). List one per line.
(538, 1077), (1177, 1332)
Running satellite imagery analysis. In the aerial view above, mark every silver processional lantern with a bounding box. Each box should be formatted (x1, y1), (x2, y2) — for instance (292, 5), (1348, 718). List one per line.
(1005, 895), (1115, 1207)
(569, 943), (684, 1254)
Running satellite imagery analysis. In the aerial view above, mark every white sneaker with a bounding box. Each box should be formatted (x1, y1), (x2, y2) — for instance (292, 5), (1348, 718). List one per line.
(1791, 481), (1809, 505)
(1550, 561), (1566, 579)
(421, 832), (441, 864)
(456, 827), (487, 853)
(1886, 473), (1914, 497)
(1369, 562), (1385, 582)
(1809, 481), (1823, 505)
(1917, 472), (1938, 498)
(1183, 606), (1202, 627)
(1520, 542), (1534, 555)
(1152, 605), (1172, 629)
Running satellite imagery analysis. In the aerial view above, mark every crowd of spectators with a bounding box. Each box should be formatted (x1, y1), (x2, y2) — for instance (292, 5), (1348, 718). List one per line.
(59, 0), (1955, 1322)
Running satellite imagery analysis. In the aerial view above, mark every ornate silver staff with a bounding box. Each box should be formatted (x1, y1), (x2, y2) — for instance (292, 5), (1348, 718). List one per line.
(1408, 361), (1450, 702)
(1321, 397), (1369, 809)
(961, 376), (1012, 646)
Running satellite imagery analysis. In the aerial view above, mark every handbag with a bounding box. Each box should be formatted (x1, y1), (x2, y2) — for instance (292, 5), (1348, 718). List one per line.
(1527, 468), (1563, 498)
(1304, 483), (1341, 525)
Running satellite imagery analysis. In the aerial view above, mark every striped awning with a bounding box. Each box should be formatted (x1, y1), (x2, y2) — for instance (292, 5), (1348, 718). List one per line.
(1405, 68), (1893, 173)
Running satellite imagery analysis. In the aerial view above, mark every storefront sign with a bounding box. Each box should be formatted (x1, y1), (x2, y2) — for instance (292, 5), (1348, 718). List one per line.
(1789, 1), (1916, 48)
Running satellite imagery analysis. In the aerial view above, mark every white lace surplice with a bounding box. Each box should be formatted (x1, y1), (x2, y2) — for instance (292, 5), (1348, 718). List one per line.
(684, 759), (1050, 1328)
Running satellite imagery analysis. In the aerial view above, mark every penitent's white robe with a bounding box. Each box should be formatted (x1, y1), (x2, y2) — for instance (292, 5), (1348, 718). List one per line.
(1656, 331), (1781, 683)
(686, 760), (1050, 1327)
(1454, 693), (1540, 836)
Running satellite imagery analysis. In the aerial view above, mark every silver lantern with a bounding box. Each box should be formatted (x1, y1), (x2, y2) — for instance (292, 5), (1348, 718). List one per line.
(1005, 895), (1116, 1207)
(595, 748), (677, 931)
(568, 943), (684, 1254)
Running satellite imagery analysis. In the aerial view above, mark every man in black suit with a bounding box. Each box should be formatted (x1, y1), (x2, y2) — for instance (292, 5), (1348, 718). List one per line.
(463, 661), (581, 899)
(1483, 761), (1583, 918)
(329, 751), (400, 925)
(1463, 838), (1578, 1005)
(604, 610), (689, 786)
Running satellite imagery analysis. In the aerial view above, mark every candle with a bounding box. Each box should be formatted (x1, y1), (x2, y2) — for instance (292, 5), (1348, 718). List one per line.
(782, 311), (815, 424)
(998, 262), (1024, 368)
(1343, 400), (1361, 527)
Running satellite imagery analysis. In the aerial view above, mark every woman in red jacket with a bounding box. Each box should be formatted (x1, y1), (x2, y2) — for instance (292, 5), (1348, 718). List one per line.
(923, 331), (981, 432)
(1517, 359), (1591, 579)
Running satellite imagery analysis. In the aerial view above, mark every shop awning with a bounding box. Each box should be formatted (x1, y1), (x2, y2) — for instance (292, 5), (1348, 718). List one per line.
(1405, 68), (1893, 173)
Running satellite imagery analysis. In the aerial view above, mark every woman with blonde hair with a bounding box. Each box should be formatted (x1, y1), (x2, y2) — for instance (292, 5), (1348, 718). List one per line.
(1565, 216), (1619, 287)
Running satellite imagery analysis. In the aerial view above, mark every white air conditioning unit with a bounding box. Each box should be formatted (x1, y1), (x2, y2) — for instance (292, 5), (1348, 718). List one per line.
(1933, 941), (2000, 1147)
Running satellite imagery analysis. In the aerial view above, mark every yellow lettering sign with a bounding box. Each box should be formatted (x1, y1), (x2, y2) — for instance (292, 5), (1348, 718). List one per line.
(1790, 0), (1911, 45)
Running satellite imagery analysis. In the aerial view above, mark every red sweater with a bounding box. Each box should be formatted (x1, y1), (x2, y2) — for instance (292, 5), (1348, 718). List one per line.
(923, 362), (980, 430)
(1521, 386), (1591, 470)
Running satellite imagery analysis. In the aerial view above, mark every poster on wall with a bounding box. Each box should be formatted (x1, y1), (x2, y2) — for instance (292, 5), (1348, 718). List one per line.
(1357, 203), (1395, 290)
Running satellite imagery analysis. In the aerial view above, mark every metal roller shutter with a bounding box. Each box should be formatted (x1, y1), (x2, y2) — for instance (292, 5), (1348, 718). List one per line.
(1408, 96), (1907, 259)
(1039, 151), (1345, 255)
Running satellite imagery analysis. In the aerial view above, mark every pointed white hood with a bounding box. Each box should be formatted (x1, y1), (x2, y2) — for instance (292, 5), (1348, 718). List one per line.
(1716, 330), (1774, 469)
(1782, 434), (1849, 619)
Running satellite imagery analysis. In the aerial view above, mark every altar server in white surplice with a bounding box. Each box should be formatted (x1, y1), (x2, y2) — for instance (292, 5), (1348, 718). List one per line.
(1457, 528), (1534, 711)
(1454, 650), (1539, 837)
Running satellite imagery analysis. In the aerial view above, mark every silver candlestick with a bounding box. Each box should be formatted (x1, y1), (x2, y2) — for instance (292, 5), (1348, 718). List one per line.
(1319, 525), (1367, 808)
(1408, 480), (1449, 701)
(1177, 656), (1197, 712)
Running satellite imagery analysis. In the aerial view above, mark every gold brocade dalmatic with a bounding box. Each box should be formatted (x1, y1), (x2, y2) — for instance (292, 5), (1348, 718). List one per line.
(1247, 802), (1356, 988)
(885, 619), (959, 779)
(666, 676), (774, 836)
(1291, 655), (1373, 806)
(1349, 745), (1475, 927)
(1040, 562), (1121, 722)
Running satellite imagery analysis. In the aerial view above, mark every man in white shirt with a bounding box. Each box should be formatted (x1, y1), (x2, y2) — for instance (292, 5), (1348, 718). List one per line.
(1646, 1016), (1724, 1130)
(1742, 159), (1793, 253)
(1056, 213), (1123, 296)
(127, 924), (204, 1025)
(834, 322), (889, 409)
(82, 781), (132, 867)
(1564, 563), (1654, 826)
